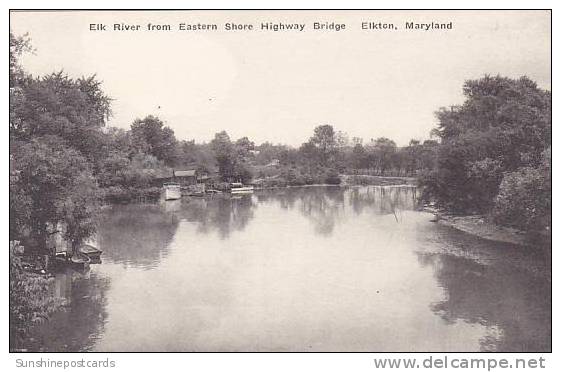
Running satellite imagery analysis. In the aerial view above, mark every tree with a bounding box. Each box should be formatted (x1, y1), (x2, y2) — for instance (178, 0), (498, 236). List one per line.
(419, 140), (439, 171)
(9, 32), (33, 87)
(10, 72), (112, 173)
(130, 115), (178, 164)
(254, 142), (287, 165)
(235, 136), (255, 160)
(279, 148), (299, 167)
(10, 137), (101, 253)
(421, 75), (551, 214)
(366, 137), (397, 175)
(60, 174), (102, 253)
(299, 141), (320, 168)
(210, 131), (234, 180)
(492, 148), (551, 231)
(350, 142), (367, 170)
(309, 125), (338, 166)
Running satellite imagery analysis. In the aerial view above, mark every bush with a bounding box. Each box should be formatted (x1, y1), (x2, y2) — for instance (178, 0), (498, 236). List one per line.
(492, 163), (551, 232)
(10, 242), (64, 351)
(324, 171), (342, 185)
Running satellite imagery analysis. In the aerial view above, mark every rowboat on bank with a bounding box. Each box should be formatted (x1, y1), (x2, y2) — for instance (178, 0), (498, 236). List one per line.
(79, 244), (102, 262)
(70, 251), (91, 270)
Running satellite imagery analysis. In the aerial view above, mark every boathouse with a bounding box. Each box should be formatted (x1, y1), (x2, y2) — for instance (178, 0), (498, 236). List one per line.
(173, 169), (197, 186)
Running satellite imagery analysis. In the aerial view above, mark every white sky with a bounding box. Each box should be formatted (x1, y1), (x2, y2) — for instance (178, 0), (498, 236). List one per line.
(11, 10), (551, 146)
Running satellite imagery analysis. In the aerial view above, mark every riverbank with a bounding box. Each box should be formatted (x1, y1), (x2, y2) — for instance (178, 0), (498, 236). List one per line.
(253, 174), (416, 189)
(340, 174), (416, 186)
(432, 213), (548, 248)
(251, 177), (417, 191)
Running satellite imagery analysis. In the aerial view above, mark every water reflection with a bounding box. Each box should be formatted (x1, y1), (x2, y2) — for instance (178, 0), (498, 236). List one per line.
(347, 185), (417, 218)
(28, 269), (110, 352)
(28, 186), (550, 352)
(416, 232), (551, 352)
(254, 186), (417, 235)
(176, 196), (256, 238)
(97, 204), (179, 268)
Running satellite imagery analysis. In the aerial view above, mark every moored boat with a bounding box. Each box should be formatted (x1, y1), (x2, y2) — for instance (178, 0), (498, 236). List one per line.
(79, 244), (102, 262)
(163, 183), (181, 200)
(70, 251), (91, 270)
(229, 182), (254, 194)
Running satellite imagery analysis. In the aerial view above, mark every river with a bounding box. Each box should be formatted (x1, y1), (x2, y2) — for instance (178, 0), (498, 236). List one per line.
(29, 186), (551, 352)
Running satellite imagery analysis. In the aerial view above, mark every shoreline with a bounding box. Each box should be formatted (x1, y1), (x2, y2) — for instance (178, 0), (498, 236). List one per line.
(252, 174), (417, 190)
(105, 183), (542, 248)
(432, 213), (536, 247)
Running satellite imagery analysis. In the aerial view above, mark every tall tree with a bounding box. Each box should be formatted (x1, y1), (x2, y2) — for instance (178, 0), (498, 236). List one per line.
(210, 131), (235, 181)
(350, 142), (367, 170)
(9, 71), (112, 171)
(421, 75), (551, 213)
(130, 115), (178, 164)
(308, 124), (338, 166)
(9, 32), (33, 87)
(10, 137), (101, 253)
(367, 137), (397, 175)
(235, 136), (255, 161)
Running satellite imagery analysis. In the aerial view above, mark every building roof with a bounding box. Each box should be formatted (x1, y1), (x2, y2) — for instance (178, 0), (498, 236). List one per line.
(148, 168), (174, 180)
(174, 169), (197, 177)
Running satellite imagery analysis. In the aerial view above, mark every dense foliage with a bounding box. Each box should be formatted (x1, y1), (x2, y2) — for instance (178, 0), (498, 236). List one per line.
(420, 76), (551, 231)
(492, 148), (551, 231)
(10, 138), (100, 252)
(10, 34), (107, 253)
(9, 242), (64, 351)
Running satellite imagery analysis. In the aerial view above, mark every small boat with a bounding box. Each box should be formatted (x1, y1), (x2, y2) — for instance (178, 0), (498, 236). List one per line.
(70, 251), (91, 270)
(182, 187), (205, 197)
(230, 182), (254, 194)
(79, 244), (102, 262)
(163, 183), (181, 200)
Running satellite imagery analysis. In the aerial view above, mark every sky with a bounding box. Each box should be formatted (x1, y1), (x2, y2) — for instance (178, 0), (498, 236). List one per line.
(10, 10), (551, 146)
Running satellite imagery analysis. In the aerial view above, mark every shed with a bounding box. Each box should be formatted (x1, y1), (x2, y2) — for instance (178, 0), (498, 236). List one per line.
(174, 169), (197, 186)
(150, 168), (175, 187)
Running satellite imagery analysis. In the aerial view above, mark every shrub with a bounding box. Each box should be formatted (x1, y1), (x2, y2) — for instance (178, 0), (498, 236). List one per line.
(491, 164), (551, 232)
(324, 172), (342, 185)
(9, 242), (64, 351)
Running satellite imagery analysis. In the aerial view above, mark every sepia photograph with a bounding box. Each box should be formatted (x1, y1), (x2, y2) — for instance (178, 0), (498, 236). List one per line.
(8, 9), (551, 354)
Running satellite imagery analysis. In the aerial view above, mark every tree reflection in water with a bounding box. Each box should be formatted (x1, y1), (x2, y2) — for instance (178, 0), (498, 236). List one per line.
(97, 204), (179, 268)
(346, 185), (417, 218)
(296, 188), (344, 236)
(416, 233), (551, 352)
(255, 186), (417, 235)
(175, 195), (256, 239)
(27, 269), (111, 352)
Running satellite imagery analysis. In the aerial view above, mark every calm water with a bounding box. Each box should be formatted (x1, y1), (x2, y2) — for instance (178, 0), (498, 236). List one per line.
(30, 186), (551, 352)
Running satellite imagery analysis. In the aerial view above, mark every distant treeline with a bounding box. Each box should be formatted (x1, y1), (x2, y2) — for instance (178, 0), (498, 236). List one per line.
(10, 32), (551, 256)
